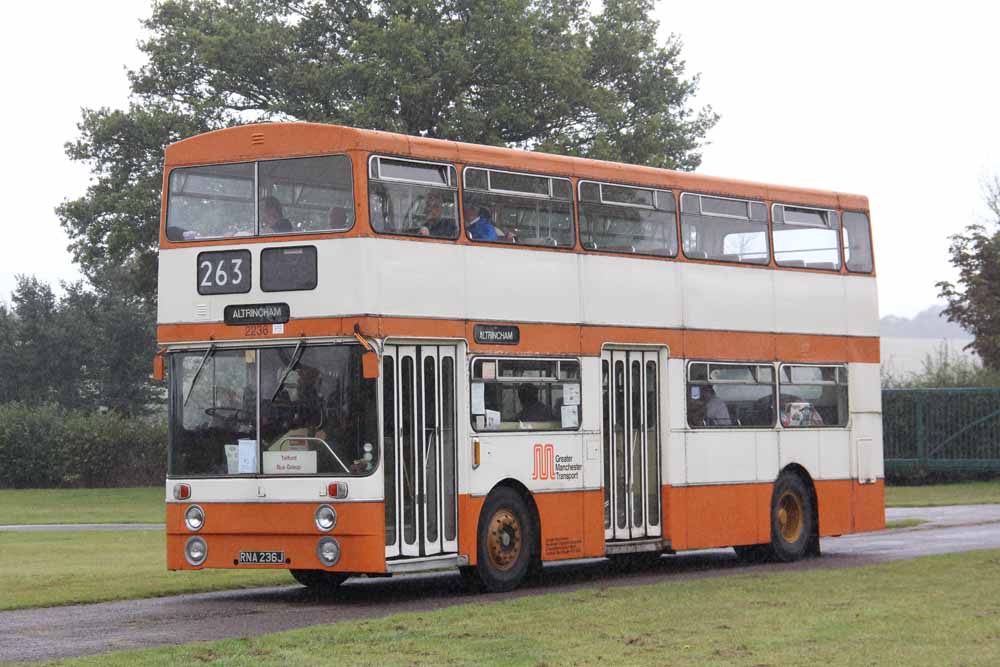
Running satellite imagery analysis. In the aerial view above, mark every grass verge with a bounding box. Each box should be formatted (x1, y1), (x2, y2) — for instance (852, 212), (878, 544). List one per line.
(38, 549), (1000, 667)
(0, 487), (164, 525)
(886, 480), (1000, 507)
(884, 518), (928, 529)
(0, 531), (290, 611)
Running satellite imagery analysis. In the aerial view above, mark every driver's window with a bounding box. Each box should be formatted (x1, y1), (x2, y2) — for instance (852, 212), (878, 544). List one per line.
(170, 349), (258, 477)
(259, 346), (379, 476)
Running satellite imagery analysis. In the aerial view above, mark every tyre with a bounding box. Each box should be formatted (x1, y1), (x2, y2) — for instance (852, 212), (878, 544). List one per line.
(769, 472), (814, 562)
(733, 544), (772, 563)
(475, 487), (535, 592)
(608, 551), (662, 572)
(289, 569), (349, 592)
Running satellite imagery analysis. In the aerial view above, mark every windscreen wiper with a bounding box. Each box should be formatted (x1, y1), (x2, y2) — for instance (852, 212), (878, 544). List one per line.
(183, 344), (216, 407)
(270, 340), (305, 402)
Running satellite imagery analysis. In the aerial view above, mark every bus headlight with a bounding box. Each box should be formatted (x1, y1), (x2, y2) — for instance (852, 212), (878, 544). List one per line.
(185, 505), (205, 532)
(315, 504), (337, 532)
(185, 536), (208, 566)
(317, 537), (341, 566)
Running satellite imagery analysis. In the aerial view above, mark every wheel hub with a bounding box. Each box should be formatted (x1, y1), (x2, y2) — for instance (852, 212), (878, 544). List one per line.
(777, 491), (803, 543)
(486, 509), (522, 572)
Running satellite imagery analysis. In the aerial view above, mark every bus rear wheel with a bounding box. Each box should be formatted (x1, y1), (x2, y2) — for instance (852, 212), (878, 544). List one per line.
(475, 487), (535, 592)
(290, 569), (348, 592)
(769, 473), (814, 562)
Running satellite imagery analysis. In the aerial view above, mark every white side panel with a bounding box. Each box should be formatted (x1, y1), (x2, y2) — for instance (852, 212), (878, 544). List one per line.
(580, 357), (603, 432)
(849, 363), (883, 414)
(159, 239), (882, 341)
(375, 240), (466, 319)
(666, 359), (687, 486)
(818, 430), (851, 479)
(681, 263), (775, 333)
(851, 413), (885, 479)
(845, 276), (880, 337)
(773, 271), (847, 336)
(580, 256), (682, 327)
(464, 245), (581, 323)
(684, 431), (757, 484)
(778, 430), (820, 478)
(466, 433), (588, 497)
(755, 430), (779, 481)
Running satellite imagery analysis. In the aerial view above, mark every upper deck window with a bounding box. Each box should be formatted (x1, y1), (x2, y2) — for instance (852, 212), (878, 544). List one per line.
(166, 163), (255, 240)
(842, 211), (874, 273)
(165, 155), (354, 241)
(680, 193), (768, 264)
(772, 204), (841, 270)
(579, 181), (677, 256)
(259, 156), (354, 235)
(368, 156), (459, 239)
(463, 167), (574, 248)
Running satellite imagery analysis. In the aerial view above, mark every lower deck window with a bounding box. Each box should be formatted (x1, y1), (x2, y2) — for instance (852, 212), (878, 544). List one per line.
(778, 365), (849, 427)
(471, 358), (581, 431)
(687, 362), (775, 428)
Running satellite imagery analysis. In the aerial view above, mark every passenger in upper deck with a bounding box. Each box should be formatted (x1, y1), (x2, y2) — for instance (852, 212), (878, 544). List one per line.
(261, 196), (293, 234)
(418, 193), (457, 238)
(465, 201), (505, 241)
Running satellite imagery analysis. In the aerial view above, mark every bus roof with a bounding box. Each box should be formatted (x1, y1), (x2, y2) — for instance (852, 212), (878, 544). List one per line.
(164, 122), (869, 211)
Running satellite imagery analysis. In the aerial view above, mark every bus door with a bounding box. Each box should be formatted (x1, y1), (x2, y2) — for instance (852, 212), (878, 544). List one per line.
(383, 345), (459, 559)
(603, 350), (662, 542)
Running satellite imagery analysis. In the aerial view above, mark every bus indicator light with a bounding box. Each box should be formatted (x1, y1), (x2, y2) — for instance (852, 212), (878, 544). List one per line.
(327, 482), (348, 499)
(173, 484), (191, 500)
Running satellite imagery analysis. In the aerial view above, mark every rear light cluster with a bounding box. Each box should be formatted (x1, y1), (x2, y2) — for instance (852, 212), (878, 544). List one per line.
(173, 483), (191, 500)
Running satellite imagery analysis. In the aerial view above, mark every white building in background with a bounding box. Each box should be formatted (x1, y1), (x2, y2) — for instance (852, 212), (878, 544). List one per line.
(880, 337), (977, 380)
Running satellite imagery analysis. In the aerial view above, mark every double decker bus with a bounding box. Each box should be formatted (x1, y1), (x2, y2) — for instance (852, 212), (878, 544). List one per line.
(159, 123), (883, 592)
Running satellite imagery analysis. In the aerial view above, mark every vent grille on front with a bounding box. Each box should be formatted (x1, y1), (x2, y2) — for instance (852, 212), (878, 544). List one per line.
(250, 133), (265, 146)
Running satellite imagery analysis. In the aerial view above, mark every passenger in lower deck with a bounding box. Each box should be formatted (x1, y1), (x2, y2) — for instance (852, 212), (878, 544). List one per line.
(517, 384), (555, 422)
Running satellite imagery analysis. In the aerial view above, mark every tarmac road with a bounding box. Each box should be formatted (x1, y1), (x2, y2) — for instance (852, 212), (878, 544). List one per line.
(3, 505), (1000, 664)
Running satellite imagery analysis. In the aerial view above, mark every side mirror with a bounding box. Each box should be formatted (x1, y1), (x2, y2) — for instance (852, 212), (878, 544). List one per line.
(362, 351), (379, 379)
(153, 353), (165, 381)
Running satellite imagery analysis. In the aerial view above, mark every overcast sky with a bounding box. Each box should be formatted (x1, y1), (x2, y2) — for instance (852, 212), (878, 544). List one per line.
(1, 1), (997, 319)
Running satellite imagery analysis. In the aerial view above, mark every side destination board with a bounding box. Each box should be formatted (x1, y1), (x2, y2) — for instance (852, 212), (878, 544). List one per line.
(473, 324), (520, 345)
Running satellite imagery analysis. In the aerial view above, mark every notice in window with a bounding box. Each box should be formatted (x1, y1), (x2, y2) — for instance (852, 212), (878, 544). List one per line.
(471, 383), (485, 414)
(561, 405), (579, 429)
(481, 362), (496, 380)
(225, 444), (239, 475)
(485, 409), (501, 429)
(238, 438), (258, 474)
(563, 383), (580, 406)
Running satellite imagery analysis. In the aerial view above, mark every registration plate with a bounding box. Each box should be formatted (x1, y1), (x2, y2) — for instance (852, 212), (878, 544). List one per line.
(239, 550), (286, 565)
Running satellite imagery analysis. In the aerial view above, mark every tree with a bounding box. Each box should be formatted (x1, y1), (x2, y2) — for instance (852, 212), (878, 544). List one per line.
(937, 175), (1000, 370)
(60, 0), (718, 305)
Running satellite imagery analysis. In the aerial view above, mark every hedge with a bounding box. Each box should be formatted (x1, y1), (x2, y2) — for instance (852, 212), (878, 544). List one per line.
(0, 402), (166, 488)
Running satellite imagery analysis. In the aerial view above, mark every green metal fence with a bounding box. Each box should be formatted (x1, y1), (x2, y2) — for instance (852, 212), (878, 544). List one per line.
(883, 388), (1000, 474)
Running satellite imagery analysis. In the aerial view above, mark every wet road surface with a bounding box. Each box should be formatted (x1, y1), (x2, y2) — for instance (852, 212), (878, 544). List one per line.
(3, 505), (1000, 664)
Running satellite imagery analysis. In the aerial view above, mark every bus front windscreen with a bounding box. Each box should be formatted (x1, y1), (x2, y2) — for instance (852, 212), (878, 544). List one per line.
(168, 345), (378, 477)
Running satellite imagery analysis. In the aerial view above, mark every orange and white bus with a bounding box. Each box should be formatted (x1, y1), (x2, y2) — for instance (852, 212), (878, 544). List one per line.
(158, 122), (884, 592)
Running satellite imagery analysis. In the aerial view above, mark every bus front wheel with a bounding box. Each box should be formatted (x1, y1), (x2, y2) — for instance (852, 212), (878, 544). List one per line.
(769, 473), (814, 562)
(290, 569), (348, 592)
(475, 487), (535, 592)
